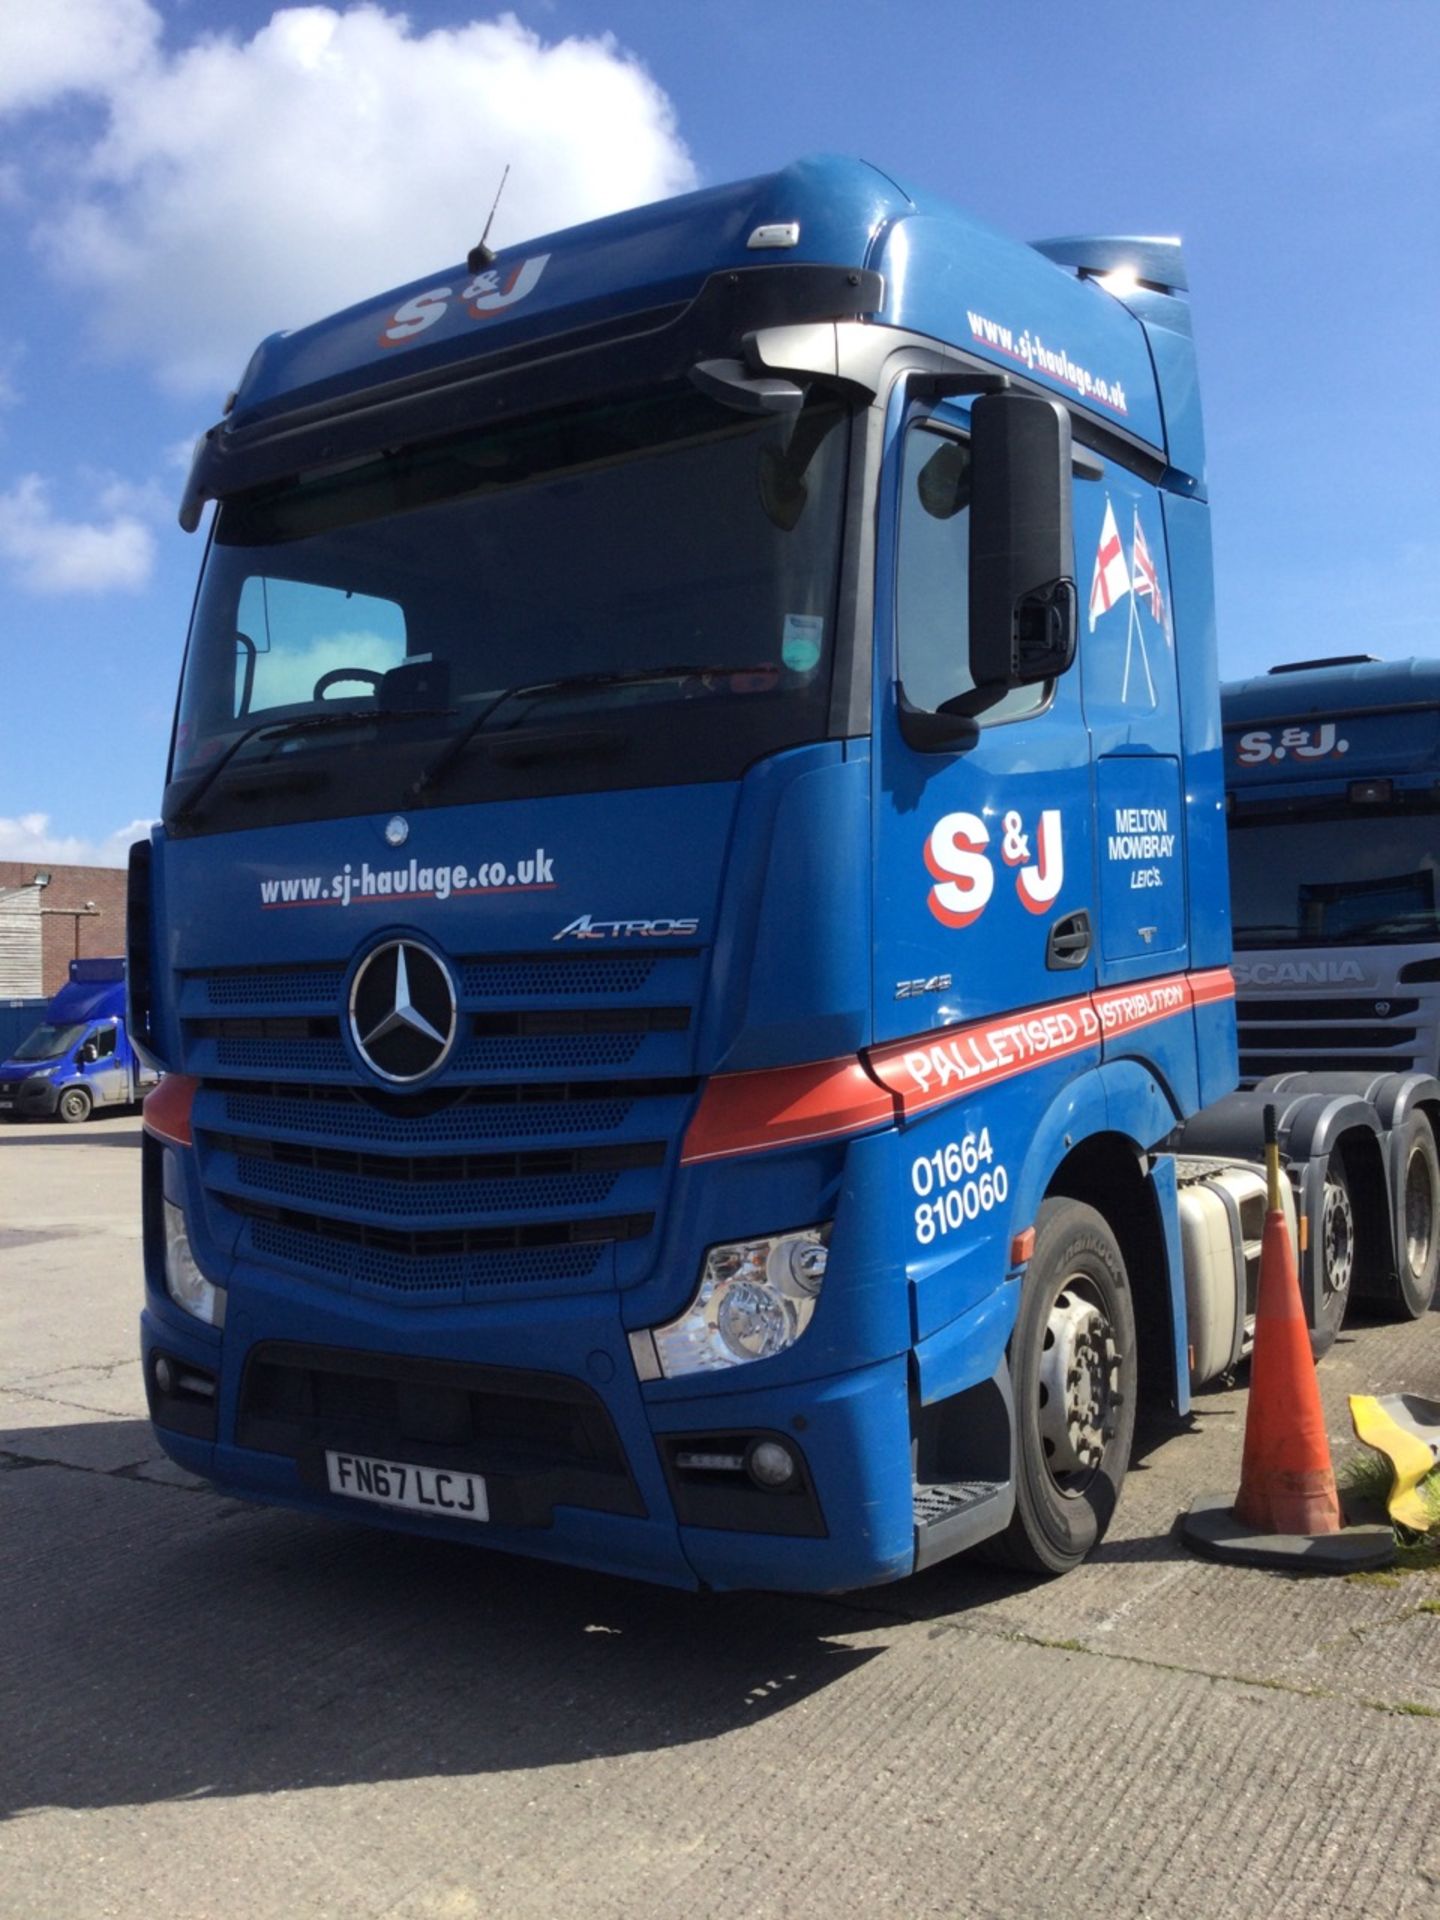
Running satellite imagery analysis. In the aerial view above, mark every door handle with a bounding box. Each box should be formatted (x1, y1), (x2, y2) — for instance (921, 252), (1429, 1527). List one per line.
(1046, 909), (1092, 971)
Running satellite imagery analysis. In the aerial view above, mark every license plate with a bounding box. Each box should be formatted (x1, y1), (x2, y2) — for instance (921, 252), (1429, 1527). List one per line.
(325, 1450), (489, 1522)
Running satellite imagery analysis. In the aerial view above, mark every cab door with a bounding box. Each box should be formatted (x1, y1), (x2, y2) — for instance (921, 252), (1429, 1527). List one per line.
(1075, 468), (1187, 974)
(1074, 465), (1199, 1113)
(81, 1022), (129, 1106)
(870, 392), (1098, 1345)
(872, 398), (1096, 1046)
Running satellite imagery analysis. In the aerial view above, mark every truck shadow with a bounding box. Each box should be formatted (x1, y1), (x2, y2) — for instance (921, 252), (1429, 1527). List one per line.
(2, 1418), (1044, 1819)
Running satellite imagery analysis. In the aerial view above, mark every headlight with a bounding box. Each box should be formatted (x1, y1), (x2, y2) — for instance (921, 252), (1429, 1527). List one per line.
(163, 1199), (226, 1327)
(643, 1225), (830, 1378)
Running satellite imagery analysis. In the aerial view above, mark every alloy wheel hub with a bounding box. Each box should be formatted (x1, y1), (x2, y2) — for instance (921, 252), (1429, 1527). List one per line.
(1037, 1286), (1117, 1484)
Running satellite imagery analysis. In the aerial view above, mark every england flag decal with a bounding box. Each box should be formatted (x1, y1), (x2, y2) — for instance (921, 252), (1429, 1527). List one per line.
(1088, 497), (1131, 632)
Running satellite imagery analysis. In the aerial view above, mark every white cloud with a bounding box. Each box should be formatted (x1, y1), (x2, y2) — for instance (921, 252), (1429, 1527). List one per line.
(93, 472), (171, 520)
(0, 474), (156, 594)
(0, 812), (153, 869)
(6, 6), (695, 396)
(163, 436), (202, 473)
(0, 0), (159, 114)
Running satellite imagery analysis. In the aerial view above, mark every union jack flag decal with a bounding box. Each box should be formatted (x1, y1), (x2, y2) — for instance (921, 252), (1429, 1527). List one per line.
(1131, 512), (1164, 627)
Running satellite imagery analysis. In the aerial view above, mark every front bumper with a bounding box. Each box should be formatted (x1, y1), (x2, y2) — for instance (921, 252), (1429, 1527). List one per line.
(141, 1277), (917, 1593)
(0, 1076), (61, 1117)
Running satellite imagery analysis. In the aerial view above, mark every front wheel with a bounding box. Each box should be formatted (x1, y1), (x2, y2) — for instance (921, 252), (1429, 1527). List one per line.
(987, 1198), (1137, 1575)
(57, 1086), (93, 1124)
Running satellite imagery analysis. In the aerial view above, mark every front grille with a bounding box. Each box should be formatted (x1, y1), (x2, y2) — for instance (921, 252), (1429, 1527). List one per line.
(204, 967), (345, 1007)
(460, 954), (677, 997)
(212, 1132), (665, 1184)
(453, 1031), (645, 1072)
(181, 948), (702, 1304)
(1234, 996), (1418, 1023)
(1242, 1024), (1417, 1052)
(217, 1035), (350, 1074)
(1242, 1052), (1417, 1080)
(251, 1219), (608, 1300)
(219, 1082), (663, 1143)
(1236, 990), (1428, 1086)
(234, 1197), (653, 1258)
(241, 1156), (624, 1218)
(215, 1133), (665, 1225)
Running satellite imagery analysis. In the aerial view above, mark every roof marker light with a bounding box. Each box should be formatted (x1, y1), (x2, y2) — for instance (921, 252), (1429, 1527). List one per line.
(748, 223), (800, 250)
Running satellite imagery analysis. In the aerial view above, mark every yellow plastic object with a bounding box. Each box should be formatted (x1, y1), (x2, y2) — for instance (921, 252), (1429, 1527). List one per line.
(1349, 1394), (1440, 1532)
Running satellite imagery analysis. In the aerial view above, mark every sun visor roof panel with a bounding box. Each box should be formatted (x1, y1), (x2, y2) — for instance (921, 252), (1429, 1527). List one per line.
(220, 153), (1171, 467)
(226, 157), (912, 432)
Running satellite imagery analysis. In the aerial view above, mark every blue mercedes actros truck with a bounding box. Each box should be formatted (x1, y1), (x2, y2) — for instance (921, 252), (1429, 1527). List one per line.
(132, 157), (1440, 1589)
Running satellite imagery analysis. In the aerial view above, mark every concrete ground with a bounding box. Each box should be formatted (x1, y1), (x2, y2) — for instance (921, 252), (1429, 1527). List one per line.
(2, 1112), (1438, 1920)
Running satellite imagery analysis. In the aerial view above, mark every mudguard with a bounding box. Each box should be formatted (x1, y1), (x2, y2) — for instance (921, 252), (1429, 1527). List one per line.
(1260, 1072), (1440, 1309)
(1256, 1070), (1440, 1135)
(1170, 1086), (1389, 1325)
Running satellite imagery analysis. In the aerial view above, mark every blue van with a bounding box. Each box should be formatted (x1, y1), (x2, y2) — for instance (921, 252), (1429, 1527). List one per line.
(0, 958), (157, 1122)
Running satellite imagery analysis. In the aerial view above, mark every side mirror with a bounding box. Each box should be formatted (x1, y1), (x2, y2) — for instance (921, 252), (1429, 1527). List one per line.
(967, 392), (1077, 703)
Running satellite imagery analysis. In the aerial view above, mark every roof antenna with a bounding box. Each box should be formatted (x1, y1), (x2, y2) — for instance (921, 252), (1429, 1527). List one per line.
(467, 164), (511, 273)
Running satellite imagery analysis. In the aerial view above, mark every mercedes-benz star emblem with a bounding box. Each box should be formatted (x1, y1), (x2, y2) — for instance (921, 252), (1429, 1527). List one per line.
(349, 939), (457, 1083)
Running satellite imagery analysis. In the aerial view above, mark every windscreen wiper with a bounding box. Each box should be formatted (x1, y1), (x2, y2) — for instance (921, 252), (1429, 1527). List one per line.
(170, 707), (454, 824)
(407, 662), (769, 800)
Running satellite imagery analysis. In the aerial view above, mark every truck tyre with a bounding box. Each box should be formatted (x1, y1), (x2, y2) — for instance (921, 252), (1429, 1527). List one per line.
(1310, 1155), (1355, 1360)
(1391, 1115), (1440, 1319)
(57, 1086), (92, 1124)
(986, 1199), (1137, 1575)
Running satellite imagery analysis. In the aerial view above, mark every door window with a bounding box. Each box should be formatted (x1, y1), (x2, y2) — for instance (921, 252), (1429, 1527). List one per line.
(896, 423), (1048, 725)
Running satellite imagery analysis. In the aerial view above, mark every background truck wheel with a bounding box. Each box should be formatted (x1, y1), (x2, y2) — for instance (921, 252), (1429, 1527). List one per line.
(57, 1087), (92, 1124)
(985, 1198), (1137, 1575)
(1391, 1115), (1440, 1318)
(1310, 1155), (1355, 1359)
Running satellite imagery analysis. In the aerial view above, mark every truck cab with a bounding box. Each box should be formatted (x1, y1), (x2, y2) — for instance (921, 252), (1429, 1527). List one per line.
(136, 155), (1405, 1592)
(1223, 656), (1440, 1084)
(0, 958), (155, 1122)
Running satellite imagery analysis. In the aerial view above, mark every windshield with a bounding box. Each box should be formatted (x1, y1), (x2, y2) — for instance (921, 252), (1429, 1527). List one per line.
(12, 1022), (85, 1062)
(1229, 805), (1440, 947)
(170, 387), (850, 830)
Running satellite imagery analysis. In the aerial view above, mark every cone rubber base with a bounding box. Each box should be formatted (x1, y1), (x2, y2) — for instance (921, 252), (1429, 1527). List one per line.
(1180, 1494), (1397, 1574)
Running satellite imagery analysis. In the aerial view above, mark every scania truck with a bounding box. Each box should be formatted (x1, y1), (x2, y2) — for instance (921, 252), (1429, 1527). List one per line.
(0, 958), (155, 1122)
(1220, 655), (1440, 1329)
(132, 156), (1439, 1590)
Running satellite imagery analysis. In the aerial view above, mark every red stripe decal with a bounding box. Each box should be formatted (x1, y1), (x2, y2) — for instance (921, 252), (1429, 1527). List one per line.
(1189, 967), (1237, 1005)
(680, 1055), (896, 1165)
(868, 965), (1229, 1118)
(680, 966), (1235, 1162)
(143, 1074), (199, 1148)
(869, 987), (1101, 1118)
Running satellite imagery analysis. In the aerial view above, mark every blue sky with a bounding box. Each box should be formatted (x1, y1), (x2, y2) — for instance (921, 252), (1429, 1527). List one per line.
(1, 0), (1436, 865)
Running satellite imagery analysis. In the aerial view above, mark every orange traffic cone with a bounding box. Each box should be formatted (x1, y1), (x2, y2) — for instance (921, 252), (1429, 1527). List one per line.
(1181, 1105), (1394, 1573)
(1231, 1192), (1341, 1535)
